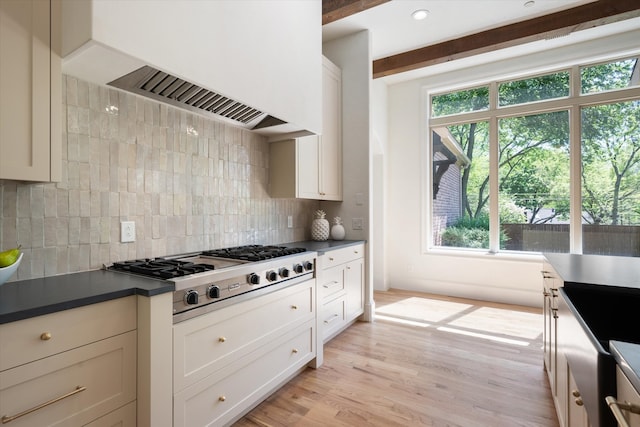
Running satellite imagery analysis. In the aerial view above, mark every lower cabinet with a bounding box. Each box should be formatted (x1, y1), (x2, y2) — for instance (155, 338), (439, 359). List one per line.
(567, 369), (591, 427)
(319, 243), (365, 343)
(610, 366), (640, 427)
(0, 297), (137, 427)
(172, 279), (317, 427)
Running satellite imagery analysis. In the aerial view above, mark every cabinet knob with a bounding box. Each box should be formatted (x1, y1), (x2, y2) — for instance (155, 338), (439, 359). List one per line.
(218, 396), (226, 402)
(218, 337), (226, 343)
(575, 397), (584, 406)
(40, 332), (52, 341)
(572, 389), (581, 397)
(291, 305), (298, 310)
(329, 257), (334, 261)
(292, 348), (298, 354)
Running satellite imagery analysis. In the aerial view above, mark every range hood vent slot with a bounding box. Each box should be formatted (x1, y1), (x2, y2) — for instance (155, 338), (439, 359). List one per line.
(108, 66), (282, 129)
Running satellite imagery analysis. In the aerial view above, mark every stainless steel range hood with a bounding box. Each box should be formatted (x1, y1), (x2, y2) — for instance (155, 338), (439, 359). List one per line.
(108, 66), (286, 131)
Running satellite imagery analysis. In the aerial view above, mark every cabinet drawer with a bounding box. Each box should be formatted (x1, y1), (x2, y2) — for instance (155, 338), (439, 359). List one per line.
(319, 266), (345, 300)
(174, 323), (314, 427)
(322, 244), (364, 269)
(0, 296), (136, 371)
(84, 401), (136, 427)
(321, 296), (346, 341)
(615, 366), (640, 426)
(0, 331), (136, 427)
(173, 280), (314, 391)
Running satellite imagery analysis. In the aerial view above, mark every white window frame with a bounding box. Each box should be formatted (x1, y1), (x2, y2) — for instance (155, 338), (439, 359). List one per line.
(426, 56), (640, 256)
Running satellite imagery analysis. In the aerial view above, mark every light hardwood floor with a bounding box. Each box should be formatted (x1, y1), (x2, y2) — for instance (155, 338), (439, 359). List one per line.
(235, 289), (559, 427)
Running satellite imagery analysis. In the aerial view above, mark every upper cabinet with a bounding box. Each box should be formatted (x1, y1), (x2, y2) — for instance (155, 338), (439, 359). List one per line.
(270, 57), (342, 201)
(0, 0), (61, 182)
(60, 0), (322, 136)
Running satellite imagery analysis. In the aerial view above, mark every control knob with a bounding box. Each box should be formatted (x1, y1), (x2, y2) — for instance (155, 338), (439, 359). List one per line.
(303, 261), (313, 271)
(207, 285), (220, 299)
(184, 290), (199, 305)
(266, 270), (278, 282)
(248, 273), (260, 285)
(293, 264), (304, 274)
(279, 267), (290, 278)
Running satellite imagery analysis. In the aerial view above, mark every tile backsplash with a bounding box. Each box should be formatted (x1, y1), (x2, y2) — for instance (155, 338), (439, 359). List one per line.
(0, 75), (318, 281)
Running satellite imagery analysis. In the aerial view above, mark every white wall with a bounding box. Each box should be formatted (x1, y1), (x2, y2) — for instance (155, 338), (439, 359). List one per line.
(383, 26), (640, 308)
(372, 79), (388, 291)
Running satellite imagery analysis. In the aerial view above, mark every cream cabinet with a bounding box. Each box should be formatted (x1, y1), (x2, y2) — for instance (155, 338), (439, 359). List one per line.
(318, 243), (365, 343)
(0, 297), (137, 426)
(0, 0), (61, 182)
(269, 56), (342, 201)
(609, 366), (640, 427)
(568, 370), (591, 427)
(172, 279), (316, 427)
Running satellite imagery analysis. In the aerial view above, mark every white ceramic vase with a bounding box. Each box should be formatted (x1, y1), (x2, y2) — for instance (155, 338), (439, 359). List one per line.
(330, 223), (345, 240)
(311, 218), (330, 241)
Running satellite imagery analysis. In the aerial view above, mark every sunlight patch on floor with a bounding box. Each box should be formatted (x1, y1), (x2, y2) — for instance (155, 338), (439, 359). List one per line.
(375, 296), (473, 323)
(448, 306), (542, 339)
(436, 326), (531, 346)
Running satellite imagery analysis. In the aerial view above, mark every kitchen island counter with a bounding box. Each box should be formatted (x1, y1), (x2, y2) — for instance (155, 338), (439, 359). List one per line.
(0, 269), (173, 324)
(611, 341), (640, 394)
(544, 253), (640, 291)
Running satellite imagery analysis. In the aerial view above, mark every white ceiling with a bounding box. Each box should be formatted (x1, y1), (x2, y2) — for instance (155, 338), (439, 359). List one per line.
(320, 0), (640, 84)
(322, 0), (597, 60)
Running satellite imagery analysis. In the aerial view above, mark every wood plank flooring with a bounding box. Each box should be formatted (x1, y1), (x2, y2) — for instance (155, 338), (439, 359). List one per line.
(234, 289), (559, 427)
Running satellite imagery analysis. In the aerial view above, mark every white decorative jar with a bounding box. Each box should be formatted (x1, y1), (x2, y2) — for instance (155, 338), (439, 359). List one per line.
(311, 210), (330, 241)
(330, 217), (345, 241)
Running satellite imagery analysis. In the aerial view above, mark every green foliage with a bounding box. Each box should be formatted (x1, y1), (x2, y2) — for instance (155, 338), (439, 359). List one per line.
(432, 86), (489, 117)
(499, 72), (569, 106)
(441, 226), (489, 249)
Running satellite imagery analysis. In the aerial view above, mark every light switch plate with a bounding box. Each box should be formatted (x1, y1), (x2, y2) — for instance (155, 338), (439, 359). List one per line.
(121, 221), (136, 243)
(287, 216), (293, 228)
(352, 218), (363, 230)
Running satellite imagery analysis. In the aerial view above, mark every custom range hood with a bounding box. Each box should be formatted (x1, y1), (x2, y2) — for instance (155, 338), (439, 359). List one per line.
(60, 0), (322, 138)
(108, 66), (286, 132)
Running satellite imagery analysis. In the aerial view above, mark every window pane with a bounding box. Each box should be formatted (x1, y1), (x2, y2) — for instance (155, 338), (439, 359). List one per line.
(498, 111), (570, 252)
(498, 72), (569, 107)
(581, 58), (639, 94)
(431, 87), (489, 117)
(581, 101), (640, 256)
(432, 122), (490, 249)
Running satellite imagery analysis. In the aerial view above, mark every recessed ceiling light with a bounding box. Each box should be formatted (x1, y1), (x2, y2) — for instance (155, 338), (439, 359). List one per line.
(524, 1), (535, 7)
(411, 9), (429, 20)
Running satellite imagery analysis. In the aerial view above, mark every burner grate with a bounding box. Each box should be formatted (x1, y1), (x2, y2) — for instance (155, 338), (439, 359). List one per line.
(111, 258), (215, 279)
(202, 245), (305, 261)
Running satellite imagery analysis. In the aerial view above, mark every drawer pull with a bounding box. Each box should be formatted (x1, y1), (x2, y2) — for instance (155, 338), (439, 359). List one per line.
(292, 348), (298, 354)
(40, 332), (52, 341)
(571, 389), (581, 398)
(323, 281), (341, 289)
(329, 257), (334, 261)
(575, 397), (584, 406)
(1, 385), (86, 424)
(291, 305), (298, 310)
(606, 396), (640, 427)
(218, 396), (226, 402)
(324, 314), (339, 324)
(218, 337), (226, 343)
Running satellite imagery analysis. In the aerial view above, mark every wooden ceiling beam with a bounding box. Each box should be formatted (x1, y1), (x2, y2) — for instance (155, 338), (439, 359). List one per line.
(372, 0), (640, 79)
(322, 0), (390, 25)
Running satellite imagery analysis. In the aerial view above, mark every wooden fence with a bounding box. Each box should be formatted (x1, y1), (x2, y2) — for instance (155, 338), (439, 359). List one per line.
(501, 224), (640, 256)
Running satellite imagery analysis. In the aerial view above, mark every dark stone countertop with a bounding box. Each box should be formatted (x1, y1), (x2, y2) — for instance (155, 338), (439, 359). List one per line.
(610, 341), (640, 393)
(544, 253), (640, 291)
(0, 269), (173, 324)
(283, 240), (366, 255)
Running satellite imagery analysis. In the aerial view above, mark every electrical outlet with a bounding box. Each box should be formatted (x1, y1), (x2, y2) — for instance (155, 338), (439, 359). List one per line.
(121, 221), (136, 243)
(287, 215), (293, 228)
(352, 218), (363, 230)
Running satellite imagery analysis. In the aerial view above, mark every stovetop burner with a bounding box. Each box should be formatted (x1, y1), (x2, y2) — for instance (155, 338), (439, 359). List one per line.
(111, 258), (216, 279)
(201, 245), (306, 261)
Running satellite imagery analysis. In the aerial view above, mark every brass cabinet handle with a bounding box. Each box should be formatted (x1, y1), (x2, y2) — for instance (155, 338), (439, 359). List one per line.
(1, 385), (86, 424)
(324, 314), (339, 324)
(571, 389), (581, 397)
(541, 270), (552, 278)
(575, 397), (584, 406)
(606, 396), (640, 427)
(40, 332), (52, 341)
(218, 337), (226, 343)
(543, 291), (551, 297)
(551, 308), (558, 319)
(291, 305), (298, 310)
(292, 348), (298, 354)
(329, 257), (334, 261)
(218, 396), (226, 402)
